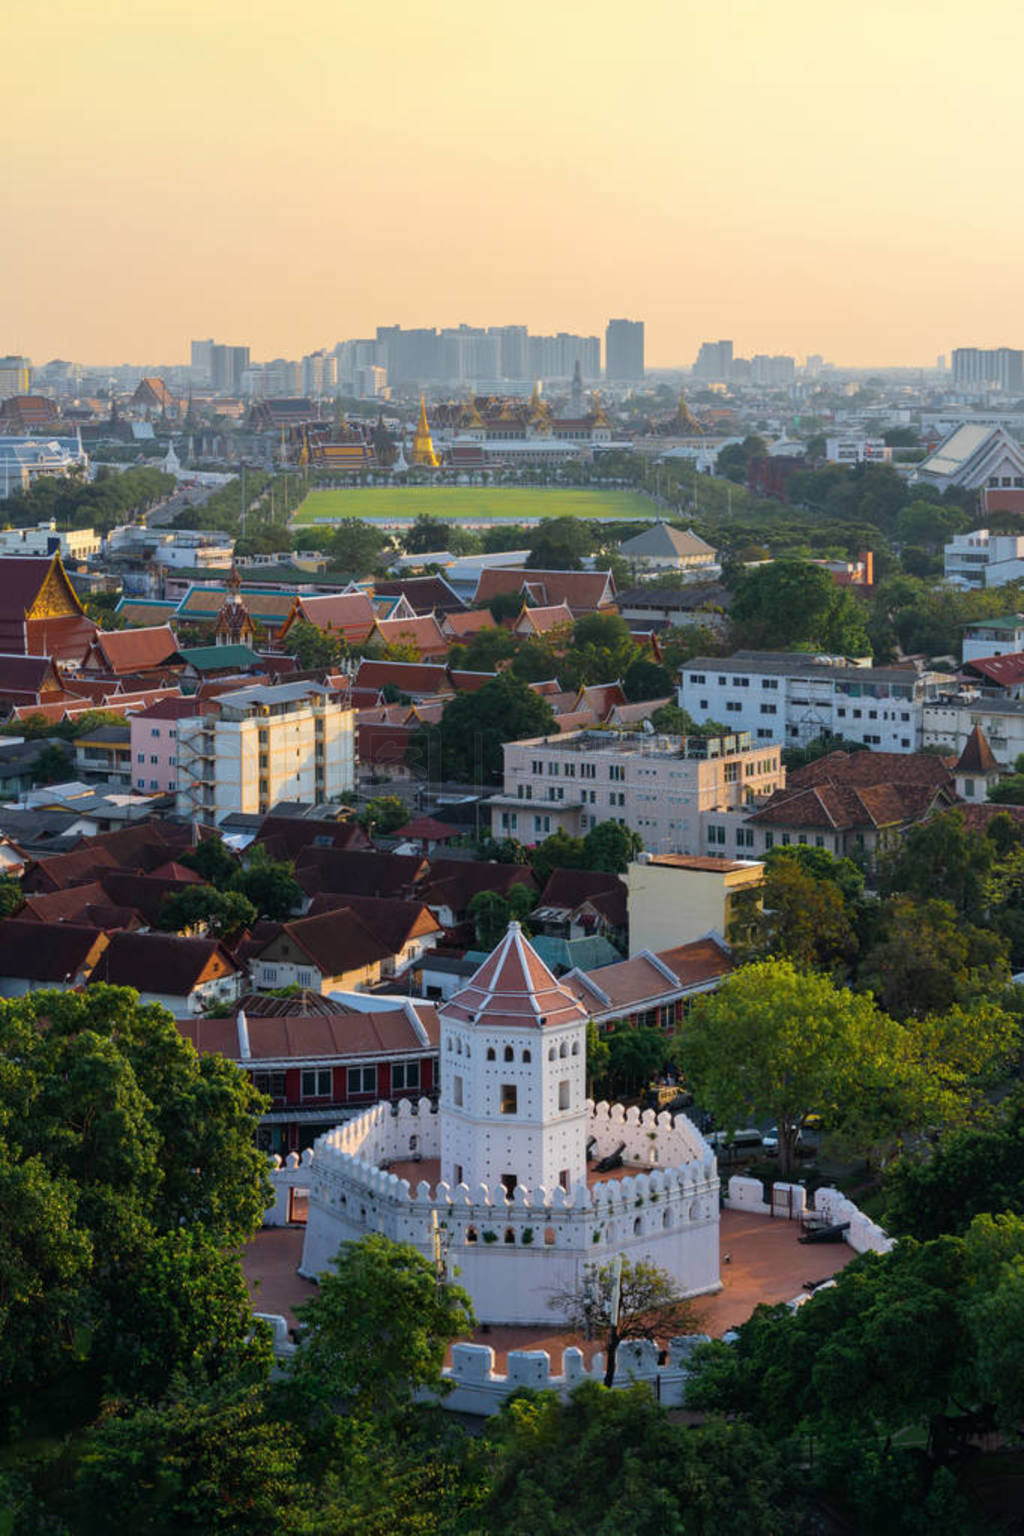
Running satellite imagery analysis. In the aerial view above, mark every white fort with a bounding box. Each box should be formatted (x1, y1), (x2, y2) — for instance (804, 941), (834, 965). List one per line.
(300, 923), (721, 1324)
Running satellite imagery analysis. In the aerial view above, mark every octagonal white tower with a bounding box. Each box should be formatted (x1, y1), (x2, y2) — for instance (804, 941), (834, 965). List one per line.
(438, 922), (589, 1198)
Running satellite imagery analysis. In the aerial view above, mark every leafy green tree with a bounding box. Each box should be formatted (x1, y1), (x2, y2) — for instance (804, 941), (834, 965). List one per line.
(478, 1382), (793, 1536)
(289, 1234), (474, 1419)
(857, 895), (1009, 1018)
(584, 1018), (609, 1097)
(987, 773), (1024, 804)
(729, 853), (859, 973)
(403, 514), (450, 554)
(895, 498), (968, 550)
(648, 701), (693, 733)
(883, 1088), (1024, 1241)
(282, 619), (344, 671)
(325, 517), (389, 575)
(731, 559), (870, 654)
(467, 883), (535, 948)
(232, 846), (303, 920)
(600, 1024), (671, 1100)
(180, 834), (239, 889)
(358, 795), (409, 835)
(29, 740), (74, 784)
(551, 1258), (702, 1387)
(159, 884), (256, 940)
(657, 622), (728, 671)
(0, 876), (23, 917)
(407, 673), (556, 785)
(715, 434), (768, 484)
(878, 810), (995, 921)
(75, 1375), (299, 1536)
(528, 827), (585, 884)
(622, 657), (674, 701)
(508, 634), (560, 682)
(484, 589), (528, 624)
(581, 820), (643, 873)
(525, 517), (597, 571)
(559, 612), (639, 690)
(448, 624), (515, 673)
(681, 960), (900, 1177)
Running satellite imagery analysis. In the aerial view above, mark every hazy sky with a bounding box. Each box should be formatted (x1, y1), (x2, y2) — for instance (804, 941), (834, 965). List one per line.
(6, 0), (1023, 368)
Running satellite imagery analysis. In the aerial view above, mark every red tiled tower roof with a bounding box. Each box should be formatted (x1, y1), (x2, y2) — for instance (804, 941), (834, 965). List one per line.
(954, 725), (999, 775)
(441, 921), (589, 1032)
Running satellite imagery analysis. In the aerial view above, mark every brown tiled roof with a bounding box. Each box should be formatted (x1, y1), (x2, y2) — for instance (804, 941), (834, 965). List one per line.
(957, 803), (1024, 833)
(179, 1002), (439, 1061)
(576, 682), (628, 716)
(371, 614), (448, 657)
(963, 653), (1024, 688)
(88, 931), (240, 995)
(749, 781), (952, 832)
(955, 726), (999, 774)
(537, 868), (626, 922)
(250, 814), (370, 861)
(292, 847), (426, 899)
(353, 659), (451, 696)
(473, 568), (616, 614)
(394, 815), (459, 841)
(97, 872), (207, 925)
(0, 920), (108, 982)
(19, 881), (109, 923)
(21, 846), (120, 893)
(134, 697), (201, 722)
(283, 592), (376, 643)
(0, 654), (64, 699)
(83, 626), (180, 675)
(788, 750), (954, 792)
(514, 602), (574, 635)
(421, 860), (536, 917)
(257, 907), (394, 975)
(443, 609), (495, 638)
(0, 555), (89, 656)
(304, 892), (442, 952)
(373, 575), (465, 615)
(441, 922), (587, 1032)
(563, 937), (732, 1016)
(446, 670), (499, 692)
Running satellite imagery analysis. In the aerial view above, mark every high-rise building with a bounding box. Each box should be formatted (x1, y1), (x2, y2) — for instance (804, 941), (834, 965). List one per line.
(0, 356), (31, 399)
(952, 347), (1024, 393)
(605, 318), (644, 380)
(489, 325), (528, 379)
(190, 339), (214, 382)
(209, 344), (251, 393)
(751, 354), (796, 386)
(693, 340), (733, 381)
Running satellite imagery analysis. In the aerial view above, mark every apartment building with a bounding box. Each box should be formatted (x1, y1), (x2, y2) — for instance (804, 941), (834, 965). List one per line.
(487, 729), (783, 856)
(175, 682), (355, 826)
(944, 529), (1024, 589)
(679, 652), (950, 753)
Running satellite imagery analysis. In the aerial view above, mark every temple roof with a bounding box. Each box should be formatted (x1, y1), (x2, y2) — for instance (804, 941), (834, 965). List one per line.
(441, 921), (588, 1032)
(955, 724), (999, 775)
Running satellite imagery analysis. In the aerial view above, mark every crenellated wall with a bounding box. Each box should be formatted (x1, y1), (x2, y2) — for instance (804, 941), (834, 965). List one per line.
(294, 1097), (720, 1324)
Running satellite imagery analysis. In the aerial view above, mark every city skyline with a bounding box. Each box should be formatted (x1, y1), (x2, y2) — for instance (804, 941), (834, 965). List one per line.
(7, 0), (1024, 367)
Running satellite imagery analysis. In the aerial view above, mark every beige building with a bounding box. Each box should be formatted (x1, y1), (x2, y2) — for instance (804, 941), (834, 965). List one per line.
(488, 729), (784, 856)
(175, 682), (355, 826)
(0, 357), (30, 399)
(626, 853), (764, 956)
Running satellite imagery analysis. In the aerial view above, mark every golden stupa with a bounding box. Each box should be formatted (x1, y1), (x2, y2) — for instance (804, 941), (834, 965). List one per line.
(410, 395), (440, 468)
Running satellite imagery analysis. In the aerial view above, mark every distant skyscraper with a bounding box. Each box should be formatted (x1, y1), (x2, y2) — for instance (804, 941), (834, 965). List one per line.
(605, 318), (644, 380)
(952, 347), (1023, 393)
(0, 356), (31, 399)
(693, 339), (733, 381)
(190, 339), (214, 382)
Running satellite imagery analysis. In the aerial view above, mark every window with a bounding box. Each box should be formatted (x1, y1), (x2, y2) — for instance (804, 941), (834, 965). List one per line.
(301, 1068), (332, 1098)
(759, 703), (777, 715)
(151, 728), (160, 738)
(531, 759), (543, 774)
(501, 1173), (517, 1198)
(724, 763), (739, 783)
(764, 832), (774, 849)
(500, 1083), (517, 1115)
(149, 779), (159, 789)
(547, 761), (559, 776)
(558, 1080), (570, 1110)
(504, 1045), (514, 1062)
(609, 764), (624, 783)
(392, 1061), (420, 1091)
(454, 1164), (463, 1185)
(522, 1049), (531, 1063)
(137, 752), (145, 763)
(168, 756), (176, 767)
(486, 1047), (496, 1061)
(501, 812), (518, 831)
(348, 1066), (377, 1096)
(580, 763), (596, 779)
(253, 1071), (287, 1098)
(559, 1169), (570, 1190)
(262, 965), (277, 983)
(452, 1074), (463, 1107)
(136, 777), (146, 789)
(691, 673), (706, 685)
(725, 701), (742, 712)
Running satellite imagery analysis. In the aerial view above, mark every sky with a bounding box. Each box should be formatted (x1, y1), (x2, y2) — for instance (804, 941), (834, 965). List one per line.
(5, 0), (1024, 369)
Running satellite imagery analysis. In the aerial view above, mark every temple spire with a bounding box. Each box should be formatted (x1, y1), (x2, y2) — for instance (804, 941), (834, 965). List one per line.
(410, 395), (439, 468)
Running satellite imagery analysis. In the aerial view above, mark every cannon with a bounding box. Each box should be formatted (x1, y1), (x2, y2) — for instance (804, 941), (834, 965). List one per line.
(595, 1142), (626, 1174)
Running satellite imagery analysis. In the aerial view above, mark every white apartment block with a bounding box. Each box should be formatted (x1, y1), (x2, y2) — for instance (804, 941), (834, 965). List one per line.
(944, 529), (1024, 589)
(0, 520), (101, 561)
(923, 689), (1024, 767)
(678, 652), (950, 753)
(175, 682), (355, 826)
(961, 616), (1024, 663)
(488, 729), (783, 857)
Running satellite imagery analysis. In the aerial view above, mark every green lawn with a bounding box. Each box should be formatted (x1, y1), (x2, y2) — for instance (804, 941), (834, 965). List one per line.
(290, 486), (655, 526)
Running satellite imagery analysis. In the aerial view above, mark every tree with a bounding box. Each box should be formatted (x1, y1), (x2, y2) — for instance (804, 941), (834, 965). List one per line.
(159, 884), (256, 941)
(551, 1257), (702, 1386)
(448, 625), (515, 673)
(681, 961), (900, 1177)
(581, 820), (643, 874)
(525, 517), (596, 571)
(622, 657), (674, 702)
(559, 612), (639, 690)
(731, 559), (870, 654)
(282, 619), (344, 671)
(29, 740), (74, 784)
(467, 883), (535, 948)
(584, 1018), (609, 1098)
(987, 773), (1024, 805)
(484, 589), (527, 624)
(403, 514), (450, 555)
(715, 434), (768, 484)
(601, 1024), (672, 1100)
(74, 1375), (299, 1536)
(406, 674), (556, 786)
(289, 1235), (474, 1419)
(0, 876), (22, 917)
(528, 827), (585, 885)
(649, 700), (694, 734)
(879, 810), (995, 921)
(326, 517), (389, 575)
(729, 854), (859, 973)
(856, 895), (1008, 1018)
(358, 795), (409, 835)
(180, 834), (239, 889)
(232, 846), (303, 920)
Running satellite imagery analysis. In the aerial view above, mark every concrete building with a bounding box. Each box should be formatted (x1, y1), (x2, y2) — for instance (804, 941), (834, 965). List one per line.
(923, 687), (1024, 765)
(488, 729), (783, 856)
(0, 356), (31, 398)
(951, 347), (1024, 393)
(914, 423), (1024, 510)
(824, 437), (890, 465)
(175, 682), (355, 826)
(944, 529), (1024, 589)
(0, 520), (100, 562)
(679, 652), (951, 753)
(605, 319), (644, 381)
(961, 615), (1024, 663)
(626, 853), (764, 956)
(299, 922), (721, 1325)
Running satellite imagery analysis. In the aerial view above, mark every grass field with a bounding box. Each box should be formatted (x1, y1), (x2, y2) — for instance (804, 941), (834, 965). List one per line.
(290, 486), (655, 526)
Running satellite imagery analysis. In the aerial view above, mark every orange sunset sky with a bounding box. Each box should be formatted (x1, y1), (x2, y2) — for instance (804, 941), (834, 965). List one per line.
(5, 0), (1023, 368)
